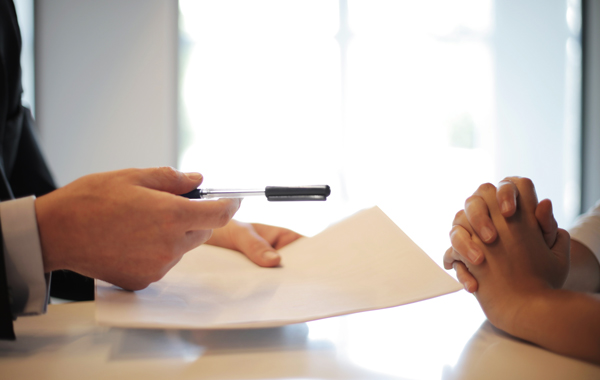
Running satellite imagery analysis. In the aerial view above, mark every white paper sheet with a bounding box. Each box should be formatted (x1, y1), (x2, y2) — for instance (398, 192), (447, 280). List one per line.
(95, 206), (462, 329)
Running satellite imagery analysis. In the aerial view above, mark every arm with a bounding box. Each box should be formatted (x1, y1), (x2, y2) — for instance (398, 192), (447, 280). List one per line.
(563, 240), (600, 292)
(506, 289), (600, 364)
(566, 201), (600, 292)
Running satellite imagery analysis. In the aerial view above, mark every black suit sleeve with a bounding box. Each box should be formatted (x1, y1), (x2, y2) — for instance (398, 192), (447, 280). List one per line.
(0, 1), (93, 335)
(8, 108), (56, 199)
(8, 109), (94, 302)
(0, 219), (16, 340)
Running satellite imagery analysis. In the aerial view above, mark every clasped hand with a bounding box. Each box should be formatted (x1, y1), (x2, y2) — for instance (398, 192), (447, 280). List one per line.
(444, 177), (570, 330)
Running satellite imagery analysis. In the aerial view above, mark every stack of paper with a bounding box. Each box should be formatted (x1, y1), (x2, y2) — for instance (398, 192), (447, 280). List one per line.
(95, 206), (462, 329)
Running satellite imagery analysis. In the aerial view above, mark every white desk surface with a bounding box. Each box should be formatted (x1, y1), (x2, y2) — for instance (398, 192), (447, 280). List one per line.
(1, 291), (599, 380)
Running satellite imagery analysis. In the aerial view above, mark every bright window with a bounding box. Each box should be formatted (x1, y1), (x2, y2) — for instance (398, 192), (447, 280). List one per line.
(179, 0), (581, 266)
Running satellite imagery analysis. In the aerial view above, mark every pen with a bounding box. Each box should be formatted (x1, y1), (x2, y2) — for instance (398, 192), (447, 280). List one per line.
(180, 185), (331, 201)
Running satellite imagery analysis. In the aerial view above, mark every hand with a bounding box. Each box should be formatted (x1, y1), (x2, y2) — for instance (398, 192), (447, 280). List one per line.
(459, 178), (570, 331)
(35, 167), (241, 291)
(444, 177), (558, 292)
(207, 220), (303, 266)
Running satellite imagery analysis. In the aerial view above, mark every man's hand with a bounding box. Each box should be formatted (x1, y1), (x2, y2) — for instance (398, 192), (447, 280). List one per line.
(444, 177), (558, 292)
(35, 167), (241, 291)
(207, 220), (303, 267)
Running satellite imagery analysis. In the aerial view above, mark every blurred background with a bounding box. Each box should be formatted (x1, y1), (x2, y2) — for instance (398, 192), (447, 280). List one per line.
(17, 0), (598, 267)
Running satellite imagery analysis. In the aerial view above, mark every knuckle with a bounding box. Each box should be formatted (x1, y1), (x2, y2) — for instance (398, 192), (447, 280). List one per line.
(443, 246), (453, 258)
(215, 206), (236, 228)
(158, 166), (181, 181)
(449, 225), (460, 238)
(191, 229), (213, 246)
(443, 248), (456, 266)
(464, 195), (482, 209)
(121, 168), (141, 178)
(449, 234), (466, 254)
(122, 168), (145, 183)
(518, 177), (535, 191)
(245, 239), (268, 255)
(202, 229), (213, 244)
(469, 212), (488, 227)
(478, 182), (496, 193)
(464, 195), (476, 204)
(498, 177), (516, 187)
(161, 207), (183, 231)
(214, 213), (229, 228)
(453, 209), (465, 222)
(449, 224), (459, 238)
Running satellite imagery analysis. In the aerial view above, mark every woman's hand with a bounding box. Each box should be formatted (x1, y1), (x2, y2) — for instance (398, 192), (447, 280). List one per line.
(207, 220), (303, 267)
(444, 177), (558, 292)
(455, 178), (570, 331)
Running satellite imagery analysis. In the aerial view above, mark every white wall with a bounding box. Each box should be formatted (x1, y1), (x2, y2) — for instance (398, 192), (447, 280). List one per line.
(583, 0), (600, 212)
(36, 0), (178, 187)
(493, 0), (579, 226)
(14, 0), (35, 113)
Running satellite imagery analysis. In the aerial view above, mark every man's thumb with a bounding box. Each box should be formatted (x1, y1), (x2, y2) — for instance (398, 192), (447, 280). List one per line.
(136, 167), (203, 194)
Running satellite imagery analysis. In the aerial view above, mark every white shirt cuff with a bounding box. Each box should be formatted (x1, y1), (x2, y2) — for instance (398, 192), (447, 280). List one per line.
(0, 196), (49, 316)
(569, 199), (600, 266)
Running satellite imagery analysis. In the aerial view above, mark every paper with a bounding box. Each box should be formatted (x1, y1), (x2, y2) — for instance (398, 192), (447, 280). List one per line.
(95, 206), (462, 329)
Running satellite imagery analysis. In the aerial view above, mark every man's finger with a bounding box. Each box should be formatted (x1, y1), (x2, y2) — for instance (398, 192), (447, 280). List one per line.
(134, 167), (203, 194)
(179, 198), (241, 230)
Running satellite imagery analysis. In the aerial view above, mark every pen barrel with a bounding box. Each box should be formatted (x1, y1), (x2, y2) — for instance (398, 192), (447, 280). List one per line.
(201, 189), (264, 199)
(180, 186), (331, 201)
(179, 189), (264, 199)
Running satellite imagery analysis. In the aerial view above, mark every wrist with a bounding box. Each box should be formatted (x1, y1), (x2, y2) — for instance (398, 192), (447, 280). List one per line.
(477, 278), (553, 333)
(35, 194), (64, 272)
(495, 287), (556, 337)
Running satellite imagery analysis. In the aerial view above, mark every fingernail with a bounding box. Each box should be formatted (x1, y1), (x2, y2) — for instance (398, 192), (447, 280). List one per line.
(186, 172), (203, 181)
(480, 227), (493, 242)
(501, 201), (511, 214)
(468, 248), (481, 263)
(263, 251), (279, 261)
